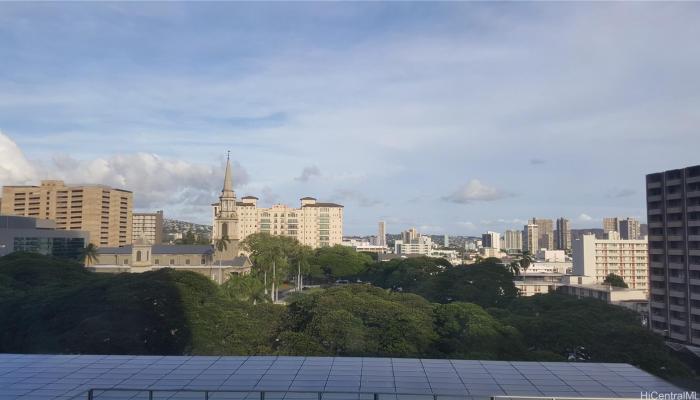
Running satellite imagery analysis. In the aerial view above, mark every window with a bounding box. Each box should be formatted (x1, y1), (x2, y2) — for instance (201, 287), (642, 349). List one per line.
(136, 250), (142, 262)
(185, 259), (190, 265)
(170, 259), (175, 265)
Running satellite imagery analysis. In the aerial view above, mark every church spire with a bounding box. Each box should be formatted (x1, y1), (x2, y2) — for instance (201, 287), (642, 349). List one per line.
(222, 151), (234, 195)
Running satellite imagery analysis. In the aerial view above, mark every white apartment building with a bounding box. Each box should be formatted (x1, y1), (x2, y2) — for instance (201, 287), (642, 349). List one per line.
(536, 249), (567, 262)
(504, 230), (522, 251)
(572, 233), (648, 293)
(211, 157), (343, 250)
(341, 238), (387, 254)
(523, 224), (539, 253)
(395, 235), (433, 255)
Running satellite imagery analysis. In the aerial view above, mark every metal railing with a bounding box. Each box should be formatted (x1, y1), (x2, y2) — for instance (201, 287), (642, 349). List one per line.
(86, 389), (458, 400)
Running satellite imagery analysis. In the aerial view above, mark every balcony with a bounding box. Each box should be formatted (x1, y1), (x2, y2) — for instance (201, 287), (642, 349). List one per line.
(688, 189), (700, 198)
(667, 221), (684, 228)
(648, 194), (663, 202)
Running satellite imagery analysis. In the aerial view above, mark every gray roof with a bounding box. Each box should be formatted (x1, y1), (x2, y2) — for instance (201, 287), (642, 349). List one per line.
(97, 245), (214, 255)
(222, 255), (251, 267)
(0, 354), (681, 400)
(302, 202), (343, 208)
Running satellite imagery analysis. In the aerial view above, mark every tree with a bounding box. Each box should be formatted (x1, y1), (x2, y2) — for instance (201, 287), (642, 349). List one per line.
(81, 243), (99, 266)
(241, 233), (300, 302)
(292, 245), (313, 291)
(603, 273), (628, 288)
(308, 245), (372, 281)
(221, 274), (267, 304)
(516, 251), (534, 274)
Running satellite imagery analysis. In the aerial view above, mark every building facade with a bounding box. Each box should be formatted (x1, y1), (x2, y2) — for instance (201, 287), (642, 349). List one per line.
(555, 217), (571, 250)
(572, 233), (648, 292)
(211, 157), (343, 250)
(93, 243), (251, 284)
(1, 180), (132, 247)
(504, 230), (522, 252)
(132, 210), (164, 244)
(530, 218), (554, 250)
(619, 217), (641, 240)
(647, 165), (700, 344)
(0, 215), (88, 260)
(482, 231), (500, 250)
(603, 217), (619, 235)
(523, 223), (539, 253)
(377, 221), (387, 247)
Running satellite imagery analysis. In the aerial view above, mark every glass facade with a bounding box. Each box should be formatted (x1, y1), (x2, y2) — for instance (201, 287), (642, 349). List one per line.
(13, 237), (85, 260)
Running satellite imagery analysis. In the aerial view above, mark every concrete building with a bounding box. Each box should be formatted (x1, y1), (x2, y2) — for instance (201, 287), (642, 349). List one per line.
(341, 238), (387, 254)
(523, 223), (539, 253)
(619, 217), (641, 240)
(443, 234), (449, 248)
(503, 230), (522, 252)
(481, 231), (500, 250)
(93, 242), (251, 284)
(211, 156), (343, 251)
(572, 233), (648, 293)
(558, 276), (648, 311)
(646, 164), (700, 344)
(514, 272), (563, 296)
(1, 180), (132, 247)
(132, 210), (164, 244)
(0, 215), (88, 260)
(401, 228), (418, 243)
(603, 217), (619, 235)
(531, 218), (554, 250)
(395, 235), (433, 256)
(555, 217), (571, 250)
(536, 249), (567, 262)
(525, 261), (572, 274)
(377, 221), (386, 247)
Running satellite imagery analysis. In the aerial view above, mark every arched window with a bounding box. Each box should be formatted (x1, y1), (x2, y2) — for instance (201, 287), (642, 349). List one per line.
(222, 222), (228, 237)
(136, 250), (142, 262)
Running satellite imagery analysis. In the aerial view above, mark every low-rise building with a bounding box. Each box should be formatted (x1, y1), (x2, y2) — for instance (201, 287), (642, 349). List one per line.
(536, 249), (567, 262)
(341, 238), (387, 254)
(514, 272), (563, 296)
(0, 215), (88, 260)
(93, 241), (251, 284)
(524, 261), (572, 274)
(558, 276), (648, 314)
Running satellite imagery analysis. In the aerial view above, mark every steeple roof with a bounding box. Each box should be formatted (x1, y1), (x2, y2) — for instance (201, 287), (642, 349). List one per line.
(222, 152), (234, 195)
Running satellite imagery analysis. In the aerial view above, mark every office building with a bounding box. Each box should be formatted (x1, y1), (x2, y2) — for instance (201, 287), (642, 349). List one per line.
(401, 228), (418, 243)
(619, 217), (641, 240)
(482, 231), (500, 250)
(530, 218), (554, 250)
(377, 221), (387, 247)
(523, 223), (539, 253)
(0, 215), (88, 260)
(647, 164), (700, 344)
(443, 234), (449, 248)
(603, 217), (619, 235)
(211, 156), (343, 251)
(572, 233), (648, 292)
(395, 235), (433, 256)
(555, 217), (571, 250)
(133, 210), (164, 244)
(1, 180), (132, 247)
(503, 230), (522, 252)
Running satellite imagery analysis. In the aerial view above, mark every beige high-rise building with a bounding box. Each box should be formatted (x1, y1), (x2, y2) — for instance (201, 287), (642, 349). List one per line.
(530, 218), (554, 250)
(211, 156), (343, 250)
(133, 210), (164, 244)
(603, 217), (619, 234)
(377, 221), (387, 247)
(401, 228), (418, 243)
(523, 223), (539, 253)
(1, 180), (132, 247)
(619, 217), (641, 240)
(572, 232), (648, 293)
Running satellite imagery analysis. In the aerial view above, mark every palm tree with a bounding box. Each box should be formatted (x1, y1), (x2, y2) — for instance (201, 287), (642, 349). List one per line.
(215, 235), (231, 283)
(81, 243), (98, 267)
(518, 250), (534, 274)
(293, 245), (313, 291)
(508, 260), (521, 276)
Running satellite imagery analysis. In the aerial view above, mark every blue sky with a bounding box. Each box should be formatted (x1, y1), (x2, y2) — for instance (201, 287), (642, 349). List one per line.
(1, 2), (700, 235)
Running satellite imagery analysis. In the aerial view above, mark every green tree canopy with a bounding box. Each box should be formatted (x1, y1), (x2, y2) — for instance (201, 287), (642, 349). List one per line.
(603, 273), (628, 288)
(308, 245), (373, 281)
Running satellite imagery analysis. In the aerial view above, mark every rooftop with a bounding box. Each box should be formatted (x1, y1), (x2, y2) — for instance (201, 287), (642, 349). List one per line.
(0, 354), (680, 400)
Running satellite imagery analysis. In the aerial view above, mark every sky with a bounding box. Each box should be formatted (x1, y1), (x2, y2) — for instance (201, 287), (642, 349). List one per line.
(1, 2), (700, 235)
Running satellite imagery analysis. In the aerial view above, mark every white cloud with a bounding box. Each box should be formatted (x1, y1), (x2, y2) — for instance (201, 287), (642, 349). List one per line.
(456, 221), (477, 230)
(331, 189), (383, 208)
(0, 131), (37, 184)
(578, 213), (593, 222)
(442, 180), (513, 204)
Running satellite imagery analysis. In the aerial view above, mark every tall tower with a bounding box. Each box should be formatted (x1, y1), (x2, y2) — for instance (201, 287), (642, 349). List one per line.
(212, 153), (240, 257)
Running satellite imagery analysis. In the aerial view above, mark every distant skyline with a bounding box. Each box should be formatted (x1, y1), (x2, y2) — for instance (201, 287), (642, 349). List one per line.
(1, 2), (699, 235)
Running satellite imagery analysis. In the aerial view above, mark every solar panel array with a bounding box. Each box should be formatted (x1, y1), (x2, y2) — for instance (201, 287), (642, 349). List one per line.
(0, 354), (683, 400)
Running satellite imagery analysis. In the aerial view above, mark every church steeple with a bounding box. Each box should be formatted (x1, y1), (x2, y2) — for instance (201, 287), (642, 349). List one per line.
(222, 151), (234, 197)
